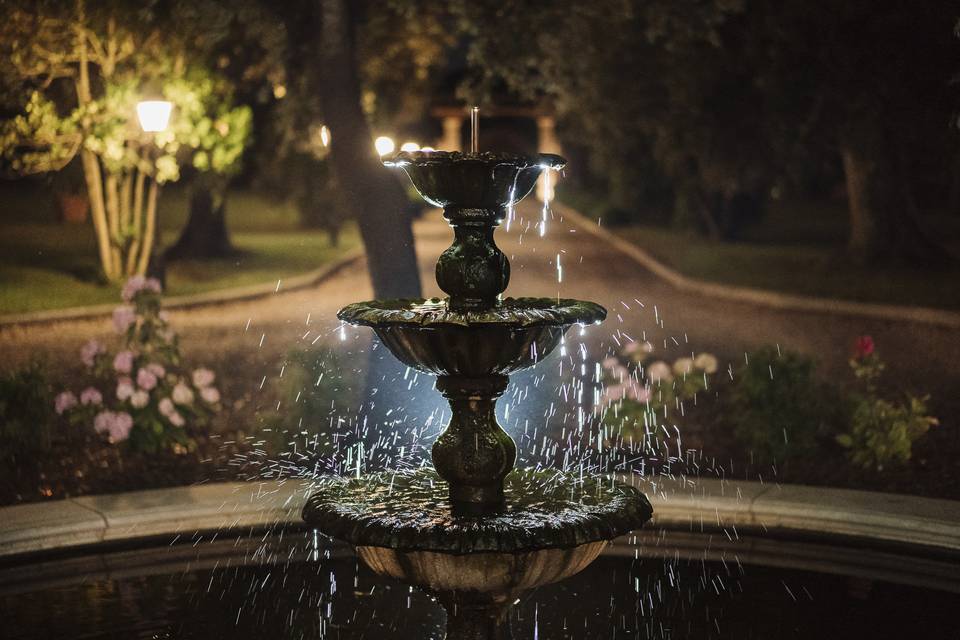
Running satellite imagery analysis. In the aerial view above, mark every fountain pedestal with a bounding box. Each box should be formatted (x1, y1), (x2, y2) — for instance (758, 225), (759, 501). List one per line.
(303, 150), (653, 639)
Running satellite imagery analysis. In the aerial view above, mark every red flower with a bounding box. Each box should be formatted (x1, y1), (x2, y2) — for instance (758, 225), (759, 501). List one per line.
(854, 335), (875, 359)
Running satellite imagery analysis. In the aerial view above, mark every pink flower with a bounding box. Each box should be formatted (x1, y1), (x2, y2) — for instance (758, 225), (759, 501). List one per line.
(158, 397), (175, 417)
(55, 391), (78, 415)
(93, 410), (111, 434)
(192, 368), (216, 388)
(116, 377), (135, 401)
(80, 387), (102, 406)
(631, 386), (652, 403)
(200, 386), (220, 404)
(172, 382), (194, 405)
(623, 341), (641, 355)
(854, 335), (875, 359)
(130, 390), (150, 409)
(602, 383), (628, 403)
(122, 276), (145, 302)
(136, 368), (158, 391)
(94, 411), (133, 442)
(113, 350), (134, 373)
(110, 412), (134, 441)
(112, 305), (136, 333)
(146, 363), (166, 378)
(624, 341), (654, 362)
(80, 340), (104, 368)
(168, 411), (185, 427)
(122, 275), (161, 302)
(646, 361), (673, 383)
(601, 356), (620, 371)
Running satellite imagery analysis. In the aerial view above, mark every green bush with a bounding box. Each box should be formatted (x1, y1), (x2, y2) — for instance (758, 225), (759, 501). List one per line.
(836, 338), (938, 470)
(0, 362), (54, 461)
(726, 346), (835, 462)
(255, 347), (355, 457)
(838, 396), (937, 471)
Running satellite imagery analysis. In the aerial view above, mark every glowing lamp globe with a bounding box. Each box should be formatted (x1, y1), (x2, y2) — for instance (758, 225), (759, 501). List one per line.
(374, 135), (395, 156)
(400, 141), (420, 152)
(136, 100), (173, 133)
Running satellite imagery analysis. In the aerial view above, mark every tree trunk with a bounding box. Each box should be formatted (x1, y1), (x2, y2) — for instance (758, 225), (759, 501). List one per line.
(166, 178), (234, 260)
(316, 0), (421, 299)
(80, 150), (118, 281)
(136, 179), (160, 275)
(840, 141), (951, 266)
(314, 0), (425, 455)
(75, 0), (118, 282)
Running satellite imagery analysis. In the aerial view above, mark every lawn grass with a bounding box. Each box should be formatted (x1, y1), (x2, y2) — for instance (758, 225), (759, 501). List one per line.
(0, 181), (359, 314)
(569, 193), (960, 310)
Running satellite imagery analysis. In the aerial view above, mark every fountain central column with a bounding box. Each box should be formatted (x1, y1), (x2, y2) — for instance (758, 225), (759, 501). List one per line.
(433, 374), (515, 511)
(436, 206), (509, 311)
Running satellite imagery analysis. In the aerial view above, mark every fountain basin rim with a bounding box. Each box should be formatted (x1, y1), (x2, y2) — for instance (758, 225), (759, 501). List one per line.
(302, 468), (653, 555)
(383, 150), (566, 171)
(338, 297), (606, 329)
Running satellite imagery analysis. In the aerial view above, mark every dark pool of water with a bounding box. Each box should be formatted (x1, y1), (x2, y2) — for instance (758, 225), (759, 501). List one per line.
(1, 530), (957, 639)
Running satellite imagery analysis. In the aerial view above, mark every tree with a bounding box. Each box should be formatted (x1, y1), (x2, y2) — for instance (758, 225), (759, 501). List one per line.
(782, 0), (956, 264)
(452, 0), (763, 239)
(315, 0), (421, 299)
(165, 0), (286, 261)
(453, 0), (959, 262)
(0, 0), (251, 282)
(162, 70), (253, 261)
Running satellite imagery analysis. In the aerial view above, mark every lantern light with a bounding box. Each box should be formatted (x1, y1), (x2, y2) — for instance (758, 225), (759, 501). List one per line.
(374, 135), (396, 156)
(136, 100), (173, 133)
(400, 141), (420, 152)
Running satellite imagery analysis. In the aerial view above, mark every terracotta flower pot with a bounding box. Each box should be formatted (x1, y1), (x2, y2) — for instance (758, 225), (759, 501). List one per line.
(58, 193), (89, 224)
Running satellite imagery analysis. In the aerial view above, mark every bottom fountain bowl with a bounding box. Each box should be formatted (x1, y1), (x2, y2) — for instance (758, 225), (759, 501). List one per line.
(357, 541), (607, 595)
(358, 542), (607, 640)
(303, 468), (652, 639)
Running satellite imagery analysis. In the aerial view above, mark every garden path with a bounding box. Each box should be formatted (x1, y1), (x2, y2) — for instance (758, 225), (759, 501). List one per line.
(1, 201), (958, 422)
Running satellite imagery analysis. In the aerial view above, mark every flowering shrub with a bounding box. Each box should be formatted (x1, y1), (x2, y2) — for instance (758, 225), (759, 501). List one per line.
(837, 336), (938, 470)
(55, 276), (221, 453)
(725, 346), (834, 462)
(599, 340), (718, 426)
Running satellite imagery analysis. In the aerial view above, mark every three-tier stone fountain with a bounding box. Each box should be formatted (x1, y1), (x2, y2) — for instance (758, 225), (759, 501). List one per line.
(303, 128), (652, 639)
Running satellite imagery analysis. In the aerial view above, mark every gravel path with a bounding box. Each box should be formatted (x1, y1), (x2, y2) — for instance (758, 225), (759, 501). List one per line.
(2, 201), (958, 422)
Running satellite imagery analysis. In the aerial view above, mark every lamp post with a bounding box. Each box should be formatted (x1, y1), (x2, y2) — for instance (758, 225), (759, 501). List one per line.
(135, 99), (173, 282)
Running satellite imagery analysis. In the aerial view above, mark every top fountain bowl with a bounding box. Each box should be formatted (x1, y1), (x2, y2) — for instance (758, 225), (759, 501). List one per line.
(383, 151), (565, 210)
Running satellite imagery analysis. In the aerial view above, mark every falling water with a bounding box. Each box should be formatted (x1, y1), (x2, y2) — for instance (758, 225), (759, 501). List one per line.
(470, 106), (479, 154)
(540, 168), (552, 237)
